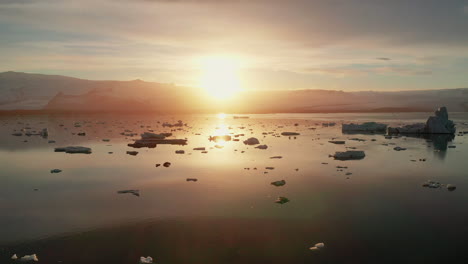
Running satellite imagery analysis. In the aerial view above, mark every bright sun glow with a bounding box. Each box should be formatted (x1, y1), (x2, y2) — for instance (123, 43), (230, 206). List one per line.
(200, 56), (242, 100)
(217, 113), (227, 119)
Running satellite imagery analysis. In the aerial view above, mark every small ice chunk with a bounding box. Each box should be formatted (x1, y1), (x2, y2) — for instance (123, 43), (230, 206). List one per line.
(117, 190), (140, 197)
(329, 140), (345, 144)
(270, 156), (282, 159)
(310, 242), (325, 251)
(333, 151), (365, 160)
(193, 147), (206, 151)
(40, 128), (48, 138)
(140, 256), (153, 264)
(393, 146), (407, 151)
(11, 254), (18, 260)
(281, 132), (300, 136)
(271, 180), (286, 187)
(275, 196), (290, 204)
(20, 254), (39, 262)
(54, 146), (92, 154)
(243, 137), (260, 145)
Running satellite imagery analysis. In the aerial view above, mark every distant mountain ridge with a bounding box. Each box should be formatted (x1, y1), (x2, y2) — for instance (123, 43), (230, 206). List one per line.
(1, 71), (468, 113)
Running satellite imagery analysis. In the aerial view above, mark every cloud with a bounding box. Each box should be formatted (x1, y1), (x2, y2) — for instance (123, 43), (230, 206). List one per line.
(304, 67), (368, 77)
(0, 0), (466, 89)
(374, 67), (432, 76)
(303, 65), (432, 77)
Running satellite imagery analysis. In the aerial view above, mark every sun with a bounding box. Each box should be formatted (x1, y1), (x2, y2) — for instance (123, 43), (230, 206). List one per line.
(199, 56), (242, 100)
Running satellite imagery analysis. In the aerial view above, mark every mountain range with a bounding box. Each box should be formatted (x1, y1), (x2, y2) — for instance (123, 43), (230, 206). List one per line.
(1, 71), (468, 113)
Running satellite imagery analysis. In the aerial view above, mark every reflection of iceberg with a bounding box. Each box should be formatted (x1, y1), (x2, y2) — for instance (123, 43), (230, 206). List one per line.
(402, 134), (454, 151)
(388, 107), (456, 134)
(400, 134), (454, 160)
(428, 134), (454, 151)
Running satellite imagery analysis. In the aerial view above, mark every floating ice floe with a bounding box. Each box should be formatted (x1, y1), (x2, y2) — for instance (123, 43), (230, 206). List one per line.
(393, 147), (407, 151)
(329, 140), (345, 144)
(54, 146), (92, 154)
(275, 196), (290, 204)
(422, 181), (457, 191)
(447, 184), (457, 191)
(162, 120), (184, 127)
(40, 128), (48, 138)
(128, 132), (185, 148)
(271, 180), (286, 187)
(139, 256), (153, 264)
(322, 122), (336, 127)
(193, 147), (206, 151)
(19, 254), (39, 262)
(11, 254), (18, 260)
(243, 137), (260, 145)
(332, 151), (365, 160)
(342, 122), (387, 133)
(141, 132), (171, 139)
(117, 189), (140, 197)
(309, 242), (325, 251)
(281, 132), (300, 136)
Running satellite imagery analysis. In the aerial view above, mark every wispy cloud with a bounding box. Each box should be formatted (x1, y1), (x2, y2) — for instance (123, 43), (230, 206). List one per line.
(0, 0), (467, 90)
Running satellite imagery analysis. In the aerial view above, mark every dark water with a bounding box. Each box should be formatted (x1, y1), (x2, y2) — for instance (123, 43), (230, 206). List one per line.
(1, 113), (467, 263)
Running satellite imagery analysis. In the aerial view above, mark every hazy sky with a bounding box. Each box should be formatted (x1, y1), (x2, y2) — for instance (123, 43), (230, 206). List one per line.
(1, 0), (467, 91)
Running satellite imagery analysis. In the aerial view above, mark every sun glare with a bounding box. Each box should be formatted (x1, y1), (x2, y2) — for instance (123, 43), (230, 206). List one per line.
(217, 113), (227, 119)
(200, 56), (242, 100)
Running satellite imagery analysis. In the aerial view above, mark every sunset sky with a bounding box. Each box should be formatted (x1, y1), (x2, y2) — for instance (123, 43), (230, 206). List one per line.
(1, 0), (467, 91)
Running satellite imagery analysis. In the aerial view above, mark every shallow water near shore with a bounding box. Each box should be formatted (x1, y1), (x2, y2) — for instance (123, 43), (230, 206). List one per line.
(1, 112), (468, 264)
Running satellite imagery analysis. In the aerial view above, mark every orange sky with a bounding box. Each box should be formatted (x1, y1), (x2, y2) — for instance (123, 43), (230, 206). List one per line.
(0, 0), (467, 91)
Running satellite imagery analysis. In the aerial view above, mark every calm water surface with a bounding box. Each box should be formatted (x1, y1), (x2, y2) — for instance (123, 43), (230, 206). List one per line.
(0, 113), (467, 263)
